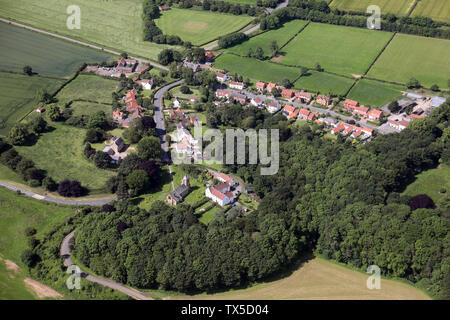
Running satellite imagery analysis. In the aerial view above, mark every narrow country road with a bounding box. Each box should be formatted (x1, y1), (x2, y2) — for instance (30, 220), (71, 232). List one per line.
(0, 181), (116, 205)
(61, 230), (152, 300)
(204, 0), (289, 51)
(153, 79), (185, 163)
(0, 17), (169, 71)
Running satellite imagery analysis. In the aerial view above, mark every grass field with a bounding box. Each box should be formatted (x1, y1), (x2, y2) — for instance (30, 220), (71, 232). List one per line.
(55, 74), (119, 105)
(15, 123), (116, 192)
(279, 23), (393, 76)
(0, 259), (37, 299)
(329, 0), (415, 15)
(165, 256), (430, 300)
(0, 188), (75, 264)
(198, 205), (221, 225)
(215, 54), (302, 83)
(155, 8), (253, 45)
(294, 72), (355, 95)
(227, 20), (309, 57)
(367, 33), (450, 88)
(0, 22), (114, 78)
(402, 164), (450, 203)
(411, 0), (450, 23)
(0, 0), (175, 61)
(0, 72), (64, 136)
(347, 79), (405, 107)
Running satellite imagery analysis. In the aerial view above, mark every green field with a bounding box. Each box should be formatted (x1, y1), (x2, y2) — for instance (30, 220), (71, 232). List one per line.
(55, 74), (118, 105)
(215, 54), (302, 83)
(0, 22), (113, 78)
(0, 0), (174, 61)
(0, 188), (75, 263)
(0, 259), (36, 299)
(402, 164), (450, 203)
(367, 33), (450, 88)
(294, 72), (355, 95)
(279, 23), (393, 76)
(411, 0), (450, 23)
(15, 123), (116, 192)
(155, 8), (253, 45)
(227, 20), (309, 57)
(329, 0), (415, 15)
(0, 72), (64, 136)
(347, 79), (405, 107)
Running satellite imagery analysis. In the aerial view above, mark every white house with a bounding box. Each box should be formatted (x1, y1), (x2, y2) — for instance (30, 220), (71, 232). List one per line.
(229, 81), (244, 90)
(216, 72), (228, 83)
(173, 98), (181, 108)
(140, 79), (153, 90)
(250, 97), (263, 107)
(266, 101), (281, 114)
(205, 182), (235, 206)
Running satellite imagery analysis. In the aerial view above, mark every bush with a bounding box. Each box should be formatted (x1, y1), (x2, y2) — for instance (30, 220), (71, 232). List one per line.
(24, 227), (37, 237)
(42, 176), (57, 192)
(409, 194), (436, 211)
(58, 180), (84, 197)
(28, 179), (41, 188)
(94, 151), (112, 169)
(101, 204), (116, 213)
(20, 249), (38, 268)
(440, 188), (447, 194)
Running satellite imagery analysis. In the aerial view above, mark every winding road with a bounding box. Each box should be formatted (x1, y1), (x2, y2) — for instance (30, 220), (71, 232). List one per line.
(61, 230), (152, 300)
(0, 181), (116, 205)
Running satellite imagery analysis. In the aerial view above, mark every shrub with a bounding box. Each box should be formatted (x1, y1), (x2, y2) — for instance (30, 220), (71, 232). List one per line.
(409, 194), (436, 211)
(101, 204), (116, 213)
(42, 176), (57, 192)
(58, 180), (84, 197)
(20, 249), (38, 268)
(24, 227), (37, 237)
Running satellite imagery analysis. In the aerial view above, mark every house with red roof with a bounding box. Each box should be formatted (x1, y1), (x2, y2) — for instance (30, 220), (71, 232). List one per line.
(388, 119), (409, 131)
(266, 82), (278, 93)
(250, 97), (263, 107)
(159, 5), (171, 11)
(296, 91), (312, 103)
(205, 182), (235, 206)
(298, 108), (315, 121)
(365, 109), (384, 121)
(316, 95), (331, 107)
(216, 72), (228, 83)
(281, 89), (294, 99)
(282, 105), (299, 119)
(351, 106), (369, 116)
(344, 99), (359, 111)
(205, 51), (215, 62)
(116, 57), (137, 73)
(215, 89), (231, 99)
(229, 81), (244, 90)
(256, 82), (266, 91)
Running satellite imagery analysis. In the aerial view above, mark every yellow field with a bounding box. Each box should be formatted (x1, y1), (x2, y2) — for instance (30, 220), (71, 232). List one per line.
(330, 0), (415, 15)
(411, 0), (450, 23)
(164, 257), (430, 300)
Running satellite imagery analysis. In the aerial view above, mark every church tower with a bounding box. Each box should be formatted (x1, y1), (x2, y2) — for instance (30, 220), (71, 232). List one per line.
(182, 176), (190, 189)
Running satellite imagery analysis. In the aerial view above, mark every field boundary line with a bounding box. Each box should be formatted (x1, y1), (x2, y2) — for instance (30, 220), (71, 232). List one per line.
(279, 21), (311, 51)
(407, 0), (420, 17)
(360, 32), (397, 80)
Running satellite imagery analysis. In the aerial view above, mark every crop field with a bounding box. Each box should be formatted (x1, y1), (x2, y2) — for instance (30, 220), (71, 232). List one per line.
(367, 33), (450, 88)
(165, 257), (430, 300)
(155, 8), (253, 45)
(15, 123), (116, 192)
(215, 54), (302, 83)
(402, 164), (450, 203)
(55, 74), (119, 105)
(329, 0), (415, 15)
(411, 0), (450, 23)
(347, 79), (405, 107)
(0, 22), (113, 78)
(294, 72), (355, 95)
(227, 20), (309, 57)
(279, 23), (393, 77)
(0, 0), (174, 61)
(0, 72), (64, 136)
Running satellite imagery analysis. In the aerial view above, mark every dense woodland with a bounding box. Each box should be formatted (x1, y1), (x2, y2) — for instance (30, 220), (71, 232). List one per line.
(72, 99), (450, 298)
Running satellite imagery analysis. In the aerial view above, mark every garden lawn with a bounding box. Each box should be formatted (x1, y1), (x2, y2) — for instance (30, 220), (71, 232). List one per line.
(367, 33), (450, 88)
(294, 72), (355, 95)
(227, 20), (309, 57)
(0, 72), (64, 136)
(329, 0), (414, 15)
(402, 164), (450, 203)
(0, 0), (174, 61)
(0, 22), (113, 77)
(0, 188), (75, 263)
(279, 23), (393, 77)
(155, 8), (253, 45)
(215, 54), (302, 83)
(55, 74), (119, 105)
(15, 123), (116, 192)
(411, 0), (450, 23)
(347, 79), (405, 107)
(199, 205), (221, 225)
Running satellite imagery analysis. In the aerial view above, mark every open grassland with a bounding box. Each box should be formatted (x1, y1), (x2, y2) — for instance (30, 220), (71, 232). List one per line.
(279, 23), (393, 76)
(0, 0), (174, 61)
(15, 123), (116, 192)
(0, 258), (37, 299)
(402, 164), (450, 203)
(0, 72), (64, 136)
(69, 101), (112, 117)
(0, 188), (75, 264)
(329, 0), (415, 15)
(294, 72), (355, 95)
(55, 74), (118, 105)
(367, 33), (450, 88)
(165, 257), (430, 300)
(411, 0), (450, 23)
(215, 54), (302, 83)
(155, 8), (253, 45)
(227, 20), (309, 57)
(347, 79), (405, 107)
(0, 22), (113, 78)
